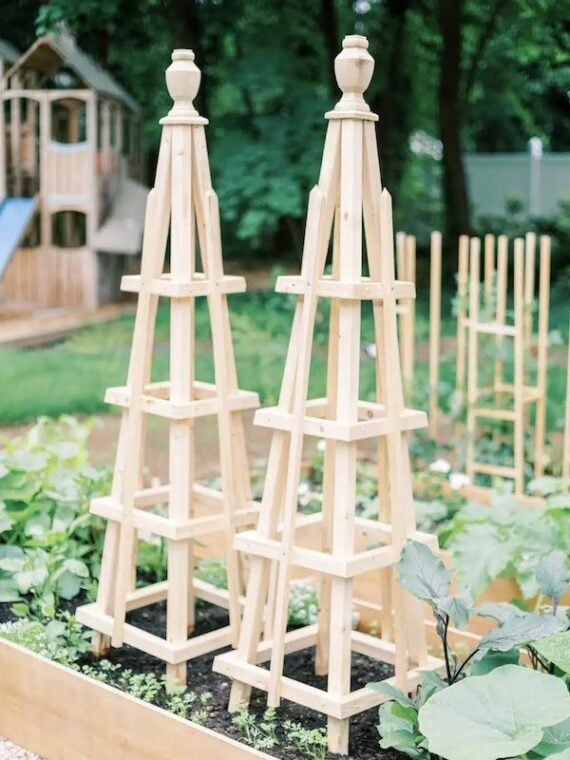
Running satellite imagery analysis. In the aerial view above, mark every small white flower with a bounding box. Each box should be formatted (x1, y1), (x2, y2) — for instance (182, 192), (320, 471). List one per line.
(317, 439), (326, 452)
(429, 458), (451, 474)
(449, 472), (470, 490)
(298, 482), (310, 496)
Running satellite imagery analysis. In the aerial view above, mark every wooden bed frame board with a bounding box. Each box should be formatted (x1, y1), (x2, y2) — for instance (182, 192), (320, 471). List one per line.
(0, 638), (270, 760)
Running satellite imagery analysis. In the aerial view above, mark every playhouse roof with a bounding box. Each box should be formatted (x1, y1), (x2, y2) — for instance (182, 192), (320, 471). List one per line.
(0, 40), (21, 66)
(6, 33), (140, 113)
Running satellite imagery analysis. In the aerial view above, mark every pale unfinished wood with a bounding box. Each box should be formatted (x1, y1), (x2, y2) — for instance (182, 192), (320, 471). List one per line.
(0, 639), (269, 760)
(463, 233), (550, 494)
(214, 35), (441, 756)
(562, 319), (570, 478)
(428, 231), (442, 437)
(76, 50), (258, 683)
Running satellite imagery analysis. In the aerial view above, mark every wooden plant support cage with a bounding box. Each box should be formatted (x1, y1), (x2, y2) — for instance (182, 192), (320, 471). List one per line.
(77, 50), (259, 685)
(459, 232), (550, 494)
(213, 36), (442, 756)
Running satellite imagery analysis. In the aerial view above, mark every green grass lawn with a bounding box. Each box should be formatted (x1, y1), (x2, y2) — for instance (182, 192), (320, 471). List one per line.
(0, 289), (566, 432)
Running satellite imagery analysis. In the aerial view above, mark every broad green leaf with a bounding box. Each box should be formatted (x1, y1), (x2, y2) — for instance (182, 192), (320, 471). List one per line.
(469, 648), (519, 675)
(447, 522), (513, 594)
(56, 570), (81, 600)
(418, 665), (570, 760)
(479, 613), (565, 652)
(435, 591), (472, 629)
(63, 558), (90, 578)
(367, 680), (416, 707)
(536, 551), (570, 602)
(8, 451), (48, 472)
(395, 540), (450, 601)
(0, 578), (20, 602)
(532, 632), (570, 673)
(0, 502), (14, 533)
(418, 670), (447, 704)
(530, 717), (570, 756)
(475, 601), (527, 623)
(0, 557), (25, 572)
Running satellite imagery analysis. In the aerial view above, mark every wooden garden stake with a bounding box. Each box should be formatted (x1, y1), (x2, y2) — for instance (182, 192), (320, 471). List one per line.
(428, 231), (442, 438)
(397, 233), (416, 393)
(76, 50), (259, 684)
(455, 234), (469, 407)
(562, 319), (570, 478)
(213, 36), (441, 756)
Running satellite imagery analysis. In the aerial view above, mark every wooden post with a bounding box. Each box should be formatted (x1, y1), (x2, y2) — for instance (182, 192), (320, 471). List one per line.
(455, 234), (469, 406)
(493, 235), (508, 392)
(398, 233), (416, 394)
(513, 238), (525, 495)
(213, 36), (441, 756)
(76, 50), (259, 683)
(563, 318), (570, 481)
(428, 231), (442, 438)
(465, 238), (480, 485)
(533, 236), (550, 478)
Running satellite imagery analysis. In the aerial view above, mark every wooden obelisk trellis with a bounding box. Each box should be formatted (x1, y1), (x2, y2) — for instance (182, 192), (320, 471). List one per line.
(462, 233), (550, 494)
(76, 50), (259, 685)
(213, 36), (441, 756)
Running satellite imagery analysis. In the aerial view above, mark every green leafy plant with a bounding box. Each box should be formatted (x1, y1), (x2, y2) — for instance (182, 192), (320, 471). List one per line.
(0, 611), (92, 665)
(369, 539), (570, 760)
(442, 494), (570, 597)
(283, 720), (327, 760)
(231, 706), (279, 752)
(0, 417), (110, 618)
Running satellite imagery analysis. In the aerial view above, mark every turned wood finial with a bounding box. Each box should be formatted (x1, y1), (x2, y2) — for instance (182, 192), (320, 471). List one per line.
(165, 49), (201, 119)
(333, 35), (374, 113)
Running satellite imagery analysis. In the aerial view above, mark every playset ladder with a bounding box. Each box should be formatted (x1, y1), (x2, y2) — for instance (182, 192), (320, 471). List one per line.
(461, 233), (550, 494)
(76, 50), (259, 685)
(213, 36), (441, 756)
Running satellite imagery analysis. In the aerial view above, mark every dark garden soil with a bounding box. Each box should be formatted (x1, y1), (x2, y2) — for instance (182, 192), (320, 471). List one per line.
(1, 600), (407, 759)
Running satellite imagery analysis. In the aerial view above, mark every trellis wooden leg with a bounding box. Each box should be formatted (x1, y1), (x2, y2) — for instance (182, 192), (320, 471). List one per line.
(428, 231), (442, 439)
(534, 236), (550, 478)
(315, 206), (340, 677)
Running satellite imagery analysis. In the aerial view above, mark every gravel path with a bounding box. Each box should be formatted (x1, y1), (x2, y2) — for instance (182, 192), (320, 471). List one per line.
(0, 739), (39, 759)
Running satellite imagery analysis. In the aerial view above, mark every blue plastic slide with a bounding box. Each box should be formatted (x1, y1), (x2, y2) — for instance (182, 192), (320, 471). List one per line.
(0, 197), (38, 278)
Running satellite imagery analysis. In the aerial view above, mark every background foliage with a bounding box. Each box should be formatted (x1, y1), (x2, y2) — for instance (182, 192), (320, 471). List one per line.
(3, 0), (569, 266)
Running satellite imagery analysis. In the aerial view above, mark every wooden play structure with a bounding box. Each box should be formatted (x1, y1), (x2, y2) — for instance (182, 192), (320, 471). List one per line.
(0, 32), (146, 311)
(454, 232), (550, 494)
(213, 36), (441, 755)
(76, 49), (259, 685)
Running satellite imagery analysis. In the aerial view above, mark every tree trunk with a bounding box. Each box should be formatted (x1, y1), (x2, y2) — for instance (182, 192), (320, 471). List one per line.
(321, 0), (339, 96)
(438, 0), (470, 244)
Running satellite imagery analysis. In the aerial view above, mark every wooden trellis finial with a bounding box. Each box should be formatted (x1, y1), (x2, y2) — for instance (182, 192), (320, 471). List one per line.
(163, 49), (204, 122)
(332, 34), (374, 114)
